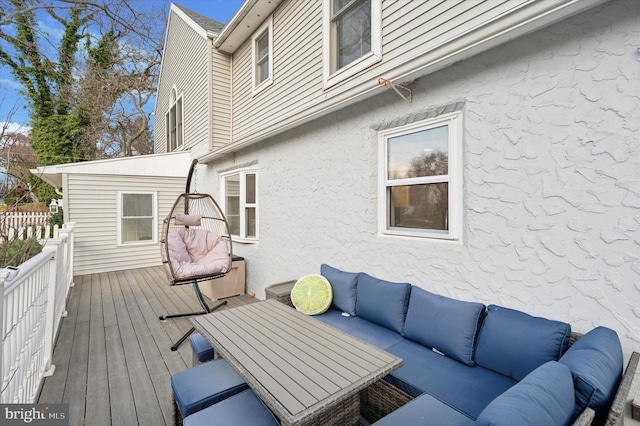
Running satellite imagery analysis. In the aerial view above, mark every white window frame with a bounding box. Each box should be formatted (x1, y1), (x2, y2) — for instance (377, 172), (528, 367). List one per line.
(166, 88), (183, 152)
(377, 112), (463, 241)
(220, 167), (259, 243)
(323, 0), (382, 88)
(117, 191), (158, 246)
(252, 16), (273, 95)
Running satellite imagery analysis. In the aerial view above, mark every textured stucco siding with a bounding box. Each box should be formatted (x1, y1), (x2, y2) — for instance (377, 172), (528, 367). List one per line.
(154, 12), (210, 153)
(199, 1), (640, 358)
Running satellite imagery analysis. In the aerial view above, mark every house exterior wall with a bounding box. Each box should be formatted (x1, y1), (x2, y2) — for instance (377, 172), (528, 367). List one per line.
(227, 0), (604, 147)
(201, 0), (640, 355)
(211, 46), (232, 149)
(67, 174), (184, 275)
(154, 11), (211, 153)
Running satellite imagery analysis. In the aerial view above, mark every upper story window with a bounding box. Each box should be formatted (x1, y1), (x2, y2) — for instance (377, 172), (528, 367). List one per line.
(378, 112), (463, 241)
(166, 88), (183, 152)
(117, 191), (157, 245)
(221, 167), (258, 242)
(323, 0), (381, 88)
(252, 16), (273, 95)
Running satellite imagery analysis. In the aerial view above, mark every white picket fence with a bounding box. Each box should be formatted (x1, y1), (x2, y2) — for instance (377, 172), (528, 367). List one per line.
(0, 223), (75, 403)
(0, 212), (56, 241)
(1, 212), (50, 229)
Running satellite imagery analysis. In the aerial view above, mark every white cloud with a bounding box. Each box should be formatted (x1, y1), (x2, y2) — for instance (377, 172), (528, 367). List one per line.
(1, 122), (30, 135)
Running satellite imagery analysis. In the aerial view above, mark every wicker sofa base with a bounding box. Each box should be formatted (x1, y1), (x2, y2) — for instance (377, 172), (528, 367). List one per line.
(360, 379), (413, 423)
(279, 392), (360, 426)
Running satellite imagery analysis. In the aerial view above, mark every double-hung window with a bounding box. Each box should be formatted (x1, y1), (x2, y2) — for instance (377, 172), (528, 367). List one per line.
(323, 0), (381, 87)
(118, 191), (157, 245)
(221, 168), (258, 242)
(378, 112), (462, 241)
(252, 17), (273, 95)
(166, 89), (183, 152)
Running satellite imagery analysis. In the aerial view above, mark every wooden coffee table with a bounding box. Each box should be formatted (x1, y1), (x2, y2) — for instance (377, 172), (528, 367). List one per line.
(192, 299), (402, 426)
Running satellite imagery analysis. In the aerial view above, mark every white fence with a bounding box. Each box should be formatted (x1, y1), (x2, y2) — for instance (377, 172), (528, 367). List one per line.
(0, 211), (56, 241)
(1, 212), (50, 229)
(0, 223), (75, 403)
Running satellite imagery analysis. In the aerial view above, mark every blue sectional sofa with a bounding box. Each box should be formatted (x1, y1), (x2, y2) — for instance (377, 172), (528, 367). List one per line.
(310, 264), (638, 426)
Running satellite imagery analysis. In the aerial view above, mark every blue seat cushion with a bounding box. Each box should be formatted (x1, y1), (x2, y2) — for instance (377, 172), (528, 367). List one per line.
(559, 326), (623, 424)
(183, 389), (279, 426)
(476, 361), (575, 426)
(386, 339), (516, 419)
(474, 305), (571, 381)
(320, 264), (359, 316)
(356, 273), (410, 333)
(189, 333), (214, 363)
(315, 308), (405, 350)
(402, 287), (485, 366)
(372, 393), (475, 426)
(171, 359), (249, 418)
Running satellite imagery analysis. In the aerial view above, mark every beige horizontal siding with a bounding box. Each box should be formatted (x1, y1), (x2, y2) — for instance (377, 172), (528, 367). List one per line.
(67, 174), (184, 275)
(228, 0), (534, 143)
(155, 11), (211, 153)
(231, 0), (324, 139)
(212, 46), (231, 149)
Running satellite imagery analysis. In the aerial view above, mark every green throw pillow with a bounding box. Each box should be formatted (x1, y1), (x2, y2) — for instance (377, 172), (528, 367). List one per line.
(290, 274), (333, 315)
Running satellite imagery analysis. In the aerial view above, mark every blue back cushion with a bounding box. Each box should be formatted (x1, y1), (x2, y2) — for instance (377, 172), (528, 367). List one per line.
(559, 326), (623, 424)
(320, 264), (358, 316)
(356, 273), (410, 333)
(403, 287), (485, 366)
(476, 361), (575, 426)
(475, 305), (571, 381)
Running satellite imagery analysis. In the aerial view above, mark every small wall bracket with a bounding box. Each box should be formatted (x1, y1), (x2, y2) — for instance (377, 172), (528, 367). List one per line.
(378, 78), (413, 105)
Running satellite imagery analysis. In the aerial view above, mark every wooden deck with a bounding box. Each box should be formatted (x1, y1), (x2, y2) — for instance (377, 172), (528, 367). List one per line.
(37, 266), (256, 426)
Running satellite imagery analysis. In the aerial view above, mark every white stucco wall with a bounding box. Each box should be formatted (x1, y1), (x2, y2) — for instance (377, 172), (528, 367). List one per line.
(198, 0), (640, 359)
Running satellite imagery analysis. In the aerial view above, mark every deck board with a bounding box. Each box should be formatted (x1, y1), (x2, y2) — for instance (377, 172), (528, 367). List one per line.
(37, 266), (257, 426)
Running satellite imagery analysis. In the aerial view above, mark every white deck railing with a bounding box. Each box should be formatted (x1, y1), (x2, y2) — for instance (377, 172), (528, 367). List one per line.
(0, 223), (75, 403)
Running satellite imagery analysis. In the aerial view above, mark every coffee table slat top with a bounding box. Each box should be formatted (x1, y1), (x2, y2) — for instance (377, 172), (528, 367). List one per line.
(192, 299), (402, 424)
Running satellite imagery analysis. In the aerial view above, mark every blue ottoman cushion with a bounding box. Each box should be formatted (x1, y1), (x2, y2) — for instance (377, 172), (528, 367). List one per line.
(559, 326), (623, 424)
(172, 359), (249, 418)
(189, 333), (214, 363)
(476, 361), (576, 426)
(321, 264), (359, 315)
(356, 273), (410, 333)
(474, 305), (571, 381)
(183, 389), (279, 426)
(402, 287), (485, 366)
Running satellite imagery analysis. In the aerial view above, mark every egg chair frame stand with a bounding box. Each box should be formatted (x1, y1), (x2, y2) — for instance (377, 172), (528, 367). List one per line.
(159, 159), (231, 351)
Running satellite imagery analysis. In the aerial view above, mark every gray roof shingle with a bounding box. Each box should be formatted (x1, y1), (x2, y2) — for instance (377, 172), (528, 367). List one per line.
(174, 3), (226, 34)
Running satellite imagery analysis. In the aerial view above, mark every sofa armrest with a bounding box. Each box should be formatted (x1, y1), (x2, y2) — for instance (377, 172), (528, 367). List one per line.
(571, 407), (595, 426)
(605, 351), (640, 426)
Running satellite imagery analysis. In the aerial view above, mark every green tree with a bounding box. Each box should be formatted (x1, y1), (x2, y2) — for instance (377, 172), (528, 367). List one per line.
(0, 0), (162, 203)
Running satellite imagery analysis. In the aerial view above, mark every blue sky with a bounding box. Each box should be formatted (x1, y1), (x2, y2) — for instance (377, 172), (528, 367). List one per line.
(0, 0), (245, 132)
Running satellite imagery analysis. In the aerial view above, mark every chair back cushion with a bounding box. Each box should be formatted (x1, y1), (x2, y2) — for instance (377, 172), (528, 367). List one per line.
(356, 273), (410, 333)
(403, 287), (485, 366)
(474, 305), (571, 381)
(321, 264), (358, 316)
(476, 361), (575, 426)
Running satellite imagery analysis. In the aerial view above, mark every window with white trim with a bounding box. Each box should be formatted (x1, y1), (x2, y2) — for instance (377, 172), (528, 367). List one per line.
(378, 112), (463, 240)
(221, 168), (258, 242)
(252, 16), (273, 95)
(323, 0), (381, 87)
(166, 88), (183, 152)
(117, 191), (157, 245)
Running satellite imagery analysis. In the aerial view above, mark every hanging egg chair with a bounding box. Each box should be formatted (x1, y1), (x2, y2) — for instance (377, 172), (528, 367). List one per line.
(159, 159), (232, 351)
